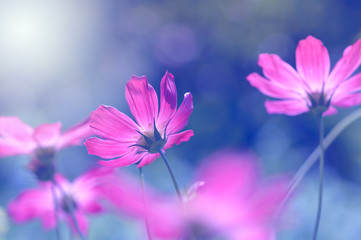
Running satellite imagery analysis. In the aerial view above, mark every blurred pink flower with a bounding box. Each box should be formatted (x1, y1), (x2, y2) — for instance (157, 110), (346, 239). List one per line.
(247, 35), (361, 115)
(0, 117), (92, 159)
(122, 151), (288, 239)
(85, 71), (193, 167)
(8, 167), (117, 235)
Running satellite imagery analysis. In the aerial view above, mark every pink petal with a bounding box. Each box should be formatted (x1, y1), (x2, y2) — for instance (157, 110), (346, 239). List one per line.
(331, 92), (361, 108)
(34, 122), (62, 148)
(322, 106), (338, 116)
(328, 39), (361, 88)
(167, 93), (193, 134)
(333, 72), (361, 94)
(0, 138), (33, 157)
(258, 54), (304, 90)
(157, 71), (177, 129)
(246, 73), (301, 99)
(97, 150), (145, 167)
(125, 75), (159, 131)
(57, 118), (94, 150)
(137, 153), (159, 167)
(8, 188), (53, 223)
(0, 116), (33, 141)
(85, 137), (133, 159)
(90, 105), (140, 142)
(264, 99), (309, 116)
(295, 36), (330, 92)
(164, 130), (193, 150)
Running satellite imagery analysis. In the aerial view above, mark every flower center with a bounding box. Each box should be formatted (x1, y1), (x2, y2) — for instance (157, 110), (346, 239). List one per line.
(132, 121), (167, 154)
(34, 147), (55, 163)
(307, 91), (330, 114)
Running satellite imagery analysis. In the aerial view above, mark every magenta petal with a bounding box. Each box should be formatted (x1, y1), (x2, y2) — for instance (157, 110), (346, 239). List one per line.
(137, 153), (159, 167)
(333, 72), (361, 94)
(85, 137), (134, 159)
(97, 150), (144, 167)
(90, 105), (140, 142)
(246, 73), (301, 99)
(8, 188), (53, 223)
(264, 99), (309, 116)
(34, 122), (62, 148)
(164, 130), (193, 150)
(258, 54), (303, 90)
(295, 36), (330, 91)
(0, 116), (33, 141)
(0, 138), (33, 157)
(57, 118), (94, 150)
(329, 39), (361, 88)
(125, 75), (159, 131)
(332, 92), (361, 108)
(157, 71), (177, 129)
(167, 93), (193, 134)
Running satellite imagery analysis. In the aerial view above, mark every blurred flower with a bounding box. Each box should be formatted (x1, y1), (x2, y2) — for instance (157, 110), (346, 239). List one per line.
(8, 167), (117, 235)
(85, 71), (193, 167)
(0, 117), (92, 159)
(111, 151), (288, 239)
(247, 35), (361, 116)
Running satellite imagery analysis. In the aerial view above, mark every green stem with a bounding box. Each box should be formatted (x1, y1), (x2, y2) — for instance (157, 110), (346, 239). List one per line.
(158, 149), (183, 204)
(312, 115), (324, 240)
(139, 167), (153, 240)
(51, 183), (61, 240)
(276, 109), (361, 218)
(52, 179), (87, 240)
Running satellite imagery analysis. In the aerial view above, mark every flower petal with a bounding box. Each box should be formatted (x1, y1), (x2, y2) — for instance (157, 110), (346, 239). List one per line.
(167, 92), (193, 134)
(296, 36), (330, 92)
(157, 71), (177, 129)
(0, 116), (33, 141)
(258, 54), (304, 91)
(0, 138), (33, 157)
(8, 188), (53, 224)
(328, 39), (361, 88)
(264, 99), (309, 116)
(97, 150), (144, 167)
(137, 153), (159, 167)
(125, 76), (159, 131)
(332, 92), (361, 108)
(164, 130), (193, 150)
(246, 73), (301, 99)
(333, 72), (361, 94)
(85, 137), (133, 159)
(34, 122), (62, 148)
(57, 118), (94, 150)
(90, 105), (140, 142)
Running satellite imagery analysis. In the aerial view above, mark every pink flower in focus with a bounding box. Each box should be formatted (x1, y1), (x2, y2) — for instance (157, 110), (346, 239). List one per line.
(85, 71), (193, 167)
(247, 36), (361, 115)
(8, 168), (117, 235)
(0, 117), (92, 159)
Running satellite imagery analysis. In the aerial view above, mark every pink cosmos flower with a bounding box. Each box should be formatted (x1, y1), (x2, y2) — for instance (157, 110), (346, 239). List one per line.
(122, 151), (288, 239)
(247, 35), (361, 116)
(8, 168), (117, 235)
(85, 71), (193, 167)
(0, 117), (92, 159)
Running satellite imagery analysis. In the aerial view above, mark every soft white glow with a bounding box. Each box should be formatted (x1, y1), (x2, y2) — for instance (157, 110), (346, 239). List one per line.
(0, 0), (99, 79)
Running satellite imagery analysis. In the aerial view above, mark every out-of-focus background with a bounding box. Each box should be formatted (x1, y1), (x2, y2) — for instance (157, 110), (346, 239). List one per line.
(1, 0), (361, 239)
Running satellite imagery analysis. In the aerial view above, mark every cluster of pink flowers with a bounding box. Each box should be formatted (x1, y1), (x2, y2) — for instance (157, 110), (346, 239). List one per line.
(1, 35), (361, 239)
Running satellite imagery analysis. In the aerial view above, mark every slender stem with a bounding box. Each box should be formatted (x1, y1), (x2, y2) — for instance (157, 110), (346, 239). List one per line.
(139, 167), (153, 240)
(51, 183), (61, 240)
(52, 179), (87, 240)
(158, 149), (183, 204)
(312, 115), (325, 240)
(275, 109), (361, 219)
